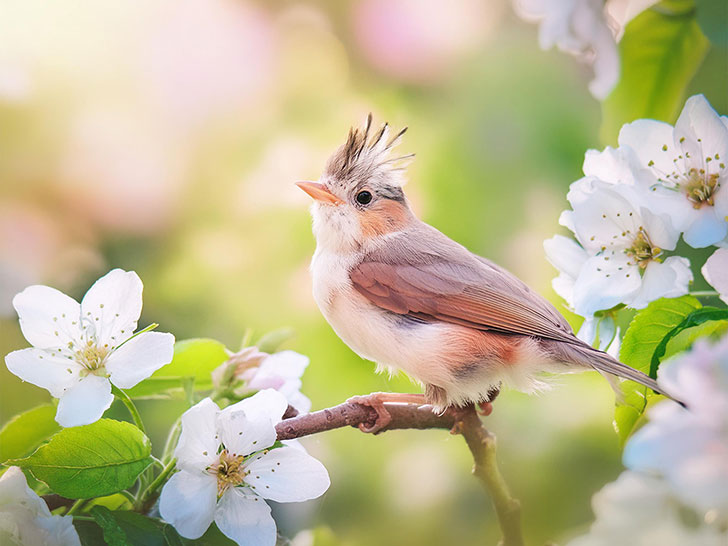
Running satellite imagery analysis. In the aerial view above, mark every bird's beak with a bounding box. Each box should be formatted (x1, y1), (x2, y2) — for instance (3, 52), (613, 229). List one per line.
(296, 181), (344, 206)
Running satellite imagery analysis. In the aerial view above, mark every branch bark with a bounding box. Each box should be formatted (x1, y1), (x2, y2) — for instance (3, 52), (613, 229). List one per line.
(275, 395), (524, 546)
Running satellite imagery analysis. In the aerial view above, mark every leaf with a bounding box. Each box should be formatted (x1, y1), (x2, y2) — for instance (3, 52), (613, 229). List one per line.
(664, 319), (728, 359)
(619, 295), (702, 373)
(90, 507), (184, 546)
(256, 328), (295, 353)
(129, 338), (229, 395)
(11, 419), (152, 499)
(600, 0), (709, 144)
(695, 0), (728, 47)
(125, 377), (189, 399)
(649, 307), (728, 377)
(615, 295), (701, 443)
(0, 404), (60, 464)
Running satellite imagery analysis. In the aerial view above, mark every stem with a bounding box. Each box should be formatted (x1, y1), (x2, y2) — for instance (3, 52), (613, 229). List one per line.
(137, 458), (177, 513)
(71, 515), (95, 522)
(119, 490), (136, 505)
(162, 418), (182, 464)
(274, 395), (524, 545)
(112, 385), (146, 435)
(690, 290), (719, 297)
(66, 498), (86, 516)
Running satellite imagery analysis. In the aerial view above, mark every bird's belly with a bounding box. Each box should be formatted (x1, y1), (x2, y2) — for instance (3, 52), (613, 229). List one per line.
(316, 282), (459, 387)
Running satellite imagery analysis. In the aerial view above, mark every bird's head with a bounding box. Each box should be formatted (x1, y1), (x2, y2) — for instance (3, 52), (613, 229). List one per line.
(297, 115), (415, 253)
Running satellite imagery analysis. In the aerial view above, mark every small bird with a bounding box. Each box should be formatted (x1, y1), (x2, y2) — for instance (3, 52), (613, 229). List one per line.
(297, 115), (678, 427)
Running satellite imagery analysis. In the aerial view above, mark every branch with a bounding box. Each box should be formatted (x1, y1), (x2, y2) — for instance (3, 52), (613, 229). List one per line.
(275, 394), (524, 546)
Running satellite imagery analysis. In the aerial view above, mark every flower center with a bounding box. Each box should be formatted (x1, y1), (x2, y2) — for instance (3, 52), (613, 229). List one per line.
(625, 228), (661, 269)
(75, 340), (109, 374)
(212, 449), (246, 498)
(682, 168), (719, 208)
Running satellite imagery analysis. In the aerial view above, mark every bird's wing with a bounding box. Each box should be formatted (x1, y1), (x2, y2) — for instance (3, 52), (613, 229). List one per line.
(350, 222), (577, 344)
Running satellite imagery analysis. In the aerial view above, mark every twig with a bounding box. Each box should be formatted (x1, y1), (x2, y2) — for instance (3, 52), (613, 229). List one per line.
(275, 394), (524, 546)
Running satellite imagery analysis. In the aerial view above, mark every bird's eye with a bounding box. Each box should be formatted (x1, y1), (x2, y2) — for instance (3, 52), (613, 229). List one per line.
(356, 190), (373, 205)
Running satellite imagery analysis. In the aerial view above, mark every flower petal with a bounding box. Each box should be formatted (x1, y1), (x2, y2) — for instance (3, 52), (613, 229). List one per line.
(234, 388), (289, 424)
(674, 94), (728, 168)
(217, 407), (276, 459)
(257, 351), (309, 381)
(80, 269), (143, 348)
(4, 348), (83, 398)
(702, 248), (728, 304)
(55, 375), (113, 427)
(618, 119), (677, 175)
(572, 255), (641, 316)
(106, 331), (175, 389)
(159, 471), (217, 540)
(214, 488), (276, 546)
(12, 285), (81, 351)
(629, 258), (692, 309)
(174, 398), (220, 473)
(245, 446), (330, 503)
(682, 207), (728, 248)
(0, 467), (50, 517)
(543, 235), (588, 280)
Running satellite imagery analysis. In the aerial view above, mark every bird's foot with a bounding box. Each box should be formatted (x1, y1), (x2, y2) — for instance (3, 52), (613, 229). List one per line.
(347, 392), (426, 434)
(477, 385), (501, 416)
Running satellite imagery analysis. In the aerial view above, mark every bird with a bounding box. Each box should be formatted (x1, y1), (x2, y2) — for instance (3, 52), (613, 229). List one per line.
(296, 115), (680, 430)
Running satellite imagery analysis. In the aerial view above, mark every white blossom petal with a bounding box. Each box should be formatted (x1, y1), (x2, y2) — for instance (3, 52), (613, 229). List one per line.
(572, 254), (641, 316)
(217, 409), (276, 459)
(12, 285), (81, 351)
(702, 248), (728, 304)
(159, 471), (217, 540)
(4, 348), (83, 398)
(577, 315), (616, 352)
(55, 375), (113, 427)
(674, 94), (728, 167)
(232, 388), (289, 425)
(245, 446), (330, 503)
(214, 488), (276, 546)
(106, 331), (175, 389)
(257, 351), (309, 382)
(682, 208), (728, 248)
(80, 269), (143, 348)
(174, 398), (220, 473)
(0, 467), (50, 517)
(282, 388), (312, 414)
(629, 257), (692, 309)
(544, 235), (588, 280)
(618, 119), (678, 175)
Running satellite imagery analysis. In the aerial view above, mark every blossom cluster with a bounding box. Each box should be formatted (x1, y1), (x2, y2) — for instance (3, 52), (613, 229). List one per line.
(513, 0), (659, 99)
(2, 270), (326, 546)
(545, 94), (728, 343)
(569, 335), (728, 545)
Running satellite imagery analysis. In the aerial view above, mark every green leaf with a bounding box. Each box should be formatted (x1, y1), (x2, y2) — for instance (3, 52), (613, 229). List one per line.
(619, 295), (702, 373)
(649, 307), (728, 377)
(615, 295), (702, 443)
(124, 377), (190, 399)
(664, 319), (728, 359)
(695, 0), (728, 47)
(256, 328), (295, 353)
(90, 507), (184, 546)
(600, 0), (709, 144)
(129, 338), (229, 395)
(11, 419), (152, 499)
(0, 404), (60, 464)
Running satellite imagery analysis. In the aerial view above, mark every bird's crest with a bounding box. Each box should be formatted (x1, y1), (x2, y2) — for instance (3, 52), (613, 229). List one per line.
(324, 114), (414, 189)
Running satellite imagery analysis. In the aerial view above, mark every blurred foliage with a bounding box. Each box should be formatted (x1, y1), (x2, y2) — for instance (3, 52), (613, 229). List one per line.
(0, 0), (726, 544)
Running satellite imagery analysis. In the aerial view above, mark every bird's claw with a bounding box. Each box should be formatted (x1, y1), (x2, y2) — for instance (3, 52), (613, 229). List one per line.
(477, 401), (493, 416)
(347, 394), (393, 434)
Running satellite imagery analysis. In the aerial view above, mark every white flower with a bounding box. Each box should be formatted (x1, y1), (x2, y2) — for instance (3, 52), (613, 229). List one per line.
(567, 471), (726, 546)
(623, 336), (728, 517)
(4, 269), (175, 427)
(619, 94), (728, 248)
(159, 390), (330, 546)
(569, 183), (690, 315)
(513, 0), (620, 98)
(544, 234), (589, 309)
(212, 348), (312, 414)
(702, 248), (728, 304)
(0, 466), (81, 546)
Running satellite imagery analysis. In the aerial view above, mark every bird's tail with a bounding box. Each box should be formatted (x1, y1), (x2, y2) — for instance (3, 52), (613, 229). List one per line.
(546, 339), (685, 407)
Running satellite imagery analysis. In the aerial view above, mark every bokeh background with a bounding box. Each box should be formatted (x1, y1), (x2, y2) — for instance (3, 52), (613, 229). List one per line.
(1, 1), (726, 544)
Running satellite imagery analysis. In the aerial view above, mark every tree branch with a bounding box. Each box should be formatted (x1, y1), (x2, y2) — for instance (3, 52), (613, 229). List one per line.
(275, 394), (524, 546)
